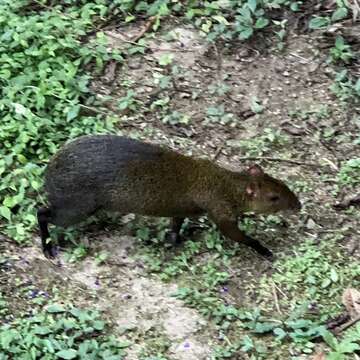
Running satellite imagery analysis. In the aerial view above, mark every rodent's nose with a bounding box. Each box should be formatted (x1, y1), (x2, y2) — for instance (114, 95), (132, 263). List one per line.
(293, 199), (301, 210)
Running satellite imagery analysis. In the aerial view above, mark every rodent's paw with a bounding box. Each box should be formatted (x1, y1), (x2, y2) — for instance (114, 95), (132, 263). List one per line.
(43, 245), (58, 259)
(263, 250), (274, 262)
(258, 246), (273, 261)
(165, 231), (183, 246)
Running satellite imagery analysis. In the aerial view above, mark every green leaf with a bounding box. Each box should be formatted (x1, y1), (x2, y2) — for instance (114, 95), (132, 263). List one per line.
(158, 53), (174, 66)
(239, 27), (254, 40)
(93, 320), (105, 331)
(0, 206), (11, 221)
(335, 36), (345, 49)
(125, 15), (135, 22)
(330, 268), (339, 282)
(247, 0), (257, 13)
(273, 327), (287, 340)
(331, 7), (348, 22)
(321, 278), (331, 288)
(309, 17), (330, 29)
(56, 349), (77, 359)
(338, 340), (360, 353)
(33, 326), (51, 335)
(42, 339), (55, 353)
(3, 197), (15, 208)
(290, 2), (300, 11)
(320, 329), (338, 350)
(17, 154), (27, 164)
(354, 79), (360, 94)
(12, 103), (28, 117)
(250, 97), (263, 113)
(0, 329), (18, 348)
(46, 304), (66, 313)
(67, 105), (80, 121)
(253, 322), (277, 333)
(212, 15), (229, 25)
(254, 17), (269, 29)
(241, 335), (254, 351)
(327, 353), (346, 360)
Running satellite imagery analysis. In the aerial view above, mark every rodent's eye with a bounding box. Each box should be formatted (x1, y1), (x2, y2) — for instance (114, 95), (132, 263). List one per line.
(269, 195), (280, 202)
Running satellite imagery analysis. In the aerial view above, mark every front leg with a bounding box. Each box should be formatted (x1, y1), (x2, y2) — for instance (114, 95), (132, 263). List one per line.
(213, 217), (273, 260)
(165, 217), (185, 246)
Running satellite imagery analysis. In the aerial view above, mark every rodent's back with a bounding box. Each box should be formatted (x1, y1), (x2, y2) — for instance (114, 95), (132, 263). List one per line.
(44, 135), (210, 219)
(45, 136), (158, 198)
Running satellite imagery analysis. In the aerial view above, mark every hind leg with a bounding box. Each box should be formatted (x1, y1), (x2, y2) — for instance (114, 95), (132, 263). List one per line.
(50, 201), (99, 248)
(37, 207), (56, 259)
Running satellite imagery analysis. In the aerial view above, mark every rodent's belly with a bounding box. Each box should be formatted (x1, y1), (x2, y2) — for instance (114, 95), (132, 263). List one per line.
(138, 206), (204, 218)
(107, 193), (203, 218)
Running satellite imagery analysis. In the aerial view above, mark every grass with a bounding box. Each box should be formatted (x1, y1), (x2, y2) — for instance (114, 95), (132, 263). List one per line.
(0, 0), (359, 359)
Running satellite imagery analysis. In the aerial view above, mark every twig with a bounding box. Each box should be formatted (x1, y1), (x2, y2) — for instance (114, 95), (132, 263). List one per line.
(306, 122), (340, 170)
(132, 16), (157, 43)
(271, 280), (282, 314)
(334, 314), (360, 335)
(333, 194), (360, 210)
(350, 0), (360, 21)
(349, 241), (359, 255)
(105, 260), (128, 268)
(321, 158), (339, 171)
(103, 60), (117, 83)
(236, 156), (319, 167)
(213, 43), (223, 81)
(289, 52), (311, 64)
(326, 313), (350, 331)
(273, 282), (288, 300)
(105, 31), (193, 52)
(105, 32), (148, 47)
(79, 104), (108, 116)
(212, 144), (224, 161)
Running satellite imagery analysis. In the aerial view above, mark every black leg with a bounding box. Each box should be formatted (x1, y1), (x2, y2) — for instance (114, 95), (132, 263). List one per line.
(165, 217), (185, 245)
(57, 232), (66, 248)
(37, 207), (56, 259)
(215, 219), (273, 260)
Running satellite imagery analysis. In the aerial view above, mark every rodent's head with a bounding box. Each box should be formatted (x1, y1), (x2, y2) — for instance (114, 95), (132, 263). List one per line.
(244, 165), (301, 214)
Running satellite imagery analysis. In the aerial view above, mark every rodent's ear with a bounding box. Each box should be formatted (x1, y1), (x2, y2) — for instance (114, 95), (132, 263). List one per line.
(247, 164), (264, 177)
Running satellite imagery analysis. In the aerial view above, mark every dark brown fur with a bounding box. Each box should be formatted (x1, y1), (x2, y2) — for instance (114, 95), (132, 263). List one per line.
(38, 135), (301, 259)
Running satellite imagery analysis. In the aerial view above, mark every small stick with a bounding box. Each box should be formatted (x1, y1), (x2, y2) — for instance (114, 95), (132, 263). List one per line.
(79, 104), (108, 116)
(306, 122), (340, 169)
(271, 280), (282, 314)
(133, 16), (156, 43)
(213, 43), (223, 81)
(289, 52), (311, 63)
(236, 156), (319, 167)
(105, 31), (193, 52)
(349, 241), (359, 255)
(212, 144), (224, 160)
(273, 282), (288, 299)
(334, 314), (360, 335)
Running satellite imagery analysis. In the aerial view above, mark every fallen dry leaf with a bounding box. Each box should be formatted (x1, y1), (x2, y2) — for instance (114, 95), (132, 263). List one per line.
(342, 288), (360, 319)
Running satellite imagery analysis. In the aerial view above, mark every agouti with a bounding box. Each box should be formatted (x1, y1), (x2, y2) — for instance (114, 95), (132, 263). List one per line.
(37, 135), (301, 259)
